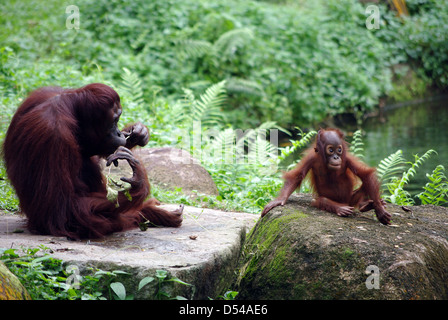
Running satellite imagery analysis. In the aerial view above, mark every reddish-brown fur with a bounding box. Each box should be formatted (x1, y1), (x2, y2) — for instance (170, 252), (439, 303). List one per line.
(262, 128), (391, 225)
(3, 83), (183, 239)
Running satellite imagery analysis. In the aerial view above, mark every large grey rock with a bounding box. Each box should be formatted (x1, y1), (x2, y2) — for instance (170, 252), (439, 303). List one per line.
(237, 193), (448, 300)
(0, 205), (257, 299)
(104, 147), (219, 196)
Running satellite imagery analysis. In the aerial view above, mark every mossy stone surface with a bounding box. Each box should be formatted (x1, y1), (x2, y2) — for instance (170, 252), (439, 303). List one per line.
(237, 194), (448, 300)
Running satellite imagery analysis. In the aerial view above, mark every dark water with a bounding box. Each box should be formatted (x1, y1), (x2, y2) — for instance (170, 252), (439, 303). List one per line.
(361, 96), (448, 199)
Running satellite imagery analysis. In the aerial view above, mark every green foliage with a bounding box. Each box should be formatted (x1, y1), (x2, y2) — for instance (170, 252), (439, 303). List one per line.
(382, 149), (437, 205)
(153, 79), (289, 213)
(387, 66), (430, 102)
(0, 0), (447, 301)
(118, 67), (144, 107)
(0, 0), (446, 221)
(115, 67), (152, 126)
(199, 122), (284, 214)
(417, 165), (448, 206)
(0, 246), (192, 300)
(278, 129), (317, 166)
(374, 0), (448, 91)
(352, 136), (444, 206)
(109, 269), (191, 300)
(0, 162), (19, 212)
(400, 0), (448, 88)
(0, 246), (113, 300)
(349, 130), (365, 159)
(177, 80), (227, 128)
(347, 135), (443, 206)
(176, 27), (254, 61)
(4, 0), (445, 129)
(153, 269), (192, 300)
(376, 150), (407, 186)
(218, 290), (239, 300)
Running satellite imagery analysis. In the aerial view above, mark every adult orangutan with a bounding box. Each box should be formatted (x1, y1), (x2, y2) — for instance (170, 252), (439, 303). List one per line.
(262, 128), (391, 225)
(3, 83), (184, 239)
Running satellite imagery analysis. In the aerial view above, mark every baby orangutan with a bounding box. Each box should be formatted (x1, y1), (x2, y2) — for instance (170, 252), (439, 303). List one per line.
(262, 128), (391, 225)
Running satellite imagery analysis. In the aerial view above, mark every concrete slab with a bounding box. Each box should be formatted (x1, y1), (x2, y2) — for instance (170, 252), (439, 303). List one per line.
(0, 205), (258, 299)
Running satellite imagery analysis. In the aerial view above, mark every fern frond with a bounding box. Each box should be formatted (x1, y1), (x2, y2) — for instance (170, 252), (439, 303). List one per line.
(182, 88), (196, 106)
(130, 30), (150, 50)
(203, 122), (279, 171)
(225, 77), (265, 97)
(382, 149), (437, 205)
(175, 39), (213, 59)
(416, 165), (448, 206)
(179, 81), (227, 127)
(349, 130), (365, 158)
(214, 28), (254, 57)
(400, 149), (437, 187)
(192, 80), (227, 127)
(386, 177), (414, 205)
(171, 99), (189, 125)
(377, 150), (407, 183)
(411, 149), (437, 169)
(278, 130), (317, 164)
(118, 67), (144, 105)
(255, 121), (290, 137)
